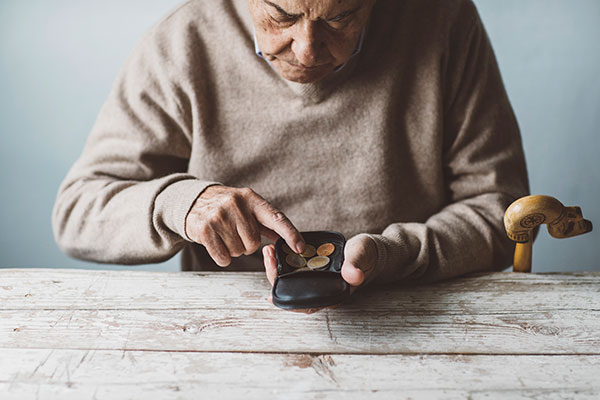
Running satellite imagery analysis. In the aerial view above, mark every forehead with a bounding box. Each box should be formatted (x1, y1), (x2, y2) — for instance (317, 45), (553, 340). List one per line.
(258, 0), (362, 16)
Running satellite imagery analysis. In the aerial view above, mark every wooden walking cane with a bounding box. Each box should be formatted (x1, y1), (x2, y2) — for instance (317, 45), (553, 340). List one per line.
(504, 195), (593, 272)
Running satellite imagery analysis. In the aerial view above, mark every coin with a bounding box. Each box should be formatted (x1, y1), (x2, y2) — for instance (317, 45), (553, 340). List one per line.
(317, 243), (335, 257)
(307, 256), (330, 270)
(286, 254), (306, 269)
(282, 243), (295, 255)
(300, 244), (316, 258)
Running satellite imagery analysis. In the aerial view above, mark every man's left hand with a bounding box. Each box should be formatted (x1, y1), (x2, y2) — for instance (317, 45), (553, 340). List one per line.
(262, 234), (379, 312)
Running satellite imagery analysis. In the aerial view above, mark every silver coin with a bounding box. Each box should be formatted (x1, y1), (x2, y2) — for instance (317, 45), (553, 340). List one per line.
(307, 256), (330, 270)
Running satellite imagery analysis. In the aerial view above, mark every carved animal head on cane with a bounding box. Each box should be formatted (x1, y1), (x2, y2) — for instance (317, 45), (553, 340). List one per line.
(504, 195), (593, 272)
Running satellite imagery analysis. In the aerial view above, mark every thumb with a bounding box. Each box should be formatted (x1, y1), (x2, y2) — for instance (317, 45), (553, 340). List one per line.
(341, 259), (365, 287)
(340, 234), (378, 289)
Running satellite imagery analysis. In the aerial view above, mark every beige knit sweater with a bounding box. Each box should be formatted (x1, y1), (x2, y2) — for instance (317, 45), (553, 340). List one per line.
(52, 0), (530, 284)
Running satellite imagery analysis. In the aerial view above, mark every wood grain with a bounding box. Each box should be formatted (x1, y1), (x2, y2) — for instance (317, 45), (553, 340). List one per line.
(1, 349), (599, 400)
(1, 270), (599, 355)
(2, 308), (599, 354)
(1, 269), (599, 312)
(1, 268), (599, 398)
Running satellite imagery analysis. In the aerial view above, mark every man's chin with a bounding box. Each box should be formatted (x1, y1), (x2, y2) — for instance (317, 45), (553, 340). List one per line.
(284, 74), (324, 84)
(274, 62), (333, 84)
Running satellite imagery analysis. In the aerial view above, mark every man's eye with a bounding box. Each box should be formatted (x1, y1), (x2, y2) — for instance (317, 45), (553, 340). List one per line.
(328, 15), (347, 23)
(327, 12), (352, 24)
(274, 12), (296, 23)
(324, 15), (353, 29)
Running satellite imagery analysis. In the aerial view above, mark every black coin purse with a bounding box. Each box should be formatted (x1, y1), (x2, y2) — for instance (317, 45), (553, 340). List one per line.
(272, 231), (351, 310)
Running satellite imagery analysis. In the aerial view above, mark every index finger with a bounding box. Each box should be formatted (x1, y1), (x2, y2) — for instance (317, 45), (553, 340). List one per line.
(251, 200), (305, 254)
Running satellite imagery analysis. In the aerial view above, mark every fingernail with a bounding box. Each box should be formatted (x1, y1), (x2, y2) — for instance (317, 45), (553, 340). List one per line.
(295, 241), (305, 254)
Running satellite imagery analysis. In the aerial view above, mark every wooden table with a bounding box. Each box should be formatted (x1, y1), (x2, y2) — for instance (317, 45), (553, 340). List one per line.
(1, 269), (599, 399)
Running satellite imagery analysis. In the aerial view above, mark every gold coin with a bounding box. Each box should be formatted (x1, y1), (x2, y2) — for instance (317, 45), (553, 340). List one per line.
(286, 254), (306, 269)
(317, 243), (335, 257)
(282, 243), (295, 255)
(307, 256), (330, 270)
(300, 244), (316, 258)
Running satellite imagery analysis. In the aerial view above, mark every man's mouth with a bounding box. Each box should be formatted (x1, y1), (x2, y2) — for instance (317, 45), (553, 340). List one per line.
(286, 61), (330, 71)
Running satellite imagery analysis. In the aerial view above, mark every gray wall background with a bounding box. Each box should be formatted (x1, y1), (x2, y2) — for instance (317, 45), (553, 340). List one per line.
(1, 0), (598, 272)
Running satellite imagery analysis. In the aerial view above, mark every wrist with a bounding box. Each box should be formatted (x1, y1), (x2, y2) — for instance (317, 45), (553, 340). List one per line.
(155, 179), (222, 241)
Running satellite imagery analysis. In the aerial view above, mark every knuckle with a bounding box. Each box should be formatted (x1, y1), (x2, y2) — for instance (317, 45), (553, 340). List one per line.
(195, 222), (212, 240)
(224, 192), (240, 207)
(240, 187), (255, 198)
(272, 211), (289, 224)
(245, 240), (261, 255)
(233, 240), (248, 257)
(214, 251), (231, 266)
(230, 249), (243, 258)
(218, 248), (231, 260)
(254, 198), (272, 211)
(207, 208), (226, 224)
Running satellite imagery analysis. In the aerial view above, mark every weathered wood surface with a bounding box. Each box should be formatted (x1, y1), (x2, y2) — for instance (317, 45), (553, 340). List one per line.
(1, 269), (599, 398)
(2, 270), (599, 354)
(3, 307), (600, 354)
(3, 269), (599, 312)
(1, 349), (599, 400)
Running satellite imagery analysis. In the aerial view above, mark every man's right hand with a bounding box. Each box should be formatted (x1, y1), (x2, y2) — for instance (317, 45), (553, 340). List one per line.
(185, 185), (305, 267)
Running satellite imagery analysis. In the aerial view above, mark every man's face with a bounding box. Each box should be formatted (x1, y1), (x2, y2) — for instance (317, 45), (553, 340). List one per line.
(248, 0), (376, 84)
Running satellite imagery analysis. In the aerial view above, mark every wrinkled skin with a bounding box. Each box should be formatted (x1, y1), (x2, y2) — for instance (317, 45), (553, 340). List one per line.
(248, 0), (376, 83)
(186, 185), (305, 267)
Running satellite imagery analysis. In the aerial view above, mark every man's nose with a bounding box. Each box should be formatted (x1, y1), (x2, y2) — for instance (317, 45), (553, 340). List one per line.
(291, 21), (322, 66)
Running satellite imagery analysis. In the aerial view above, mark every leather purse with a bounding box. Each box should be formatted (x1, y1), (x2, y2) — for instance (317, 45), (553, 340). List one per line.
(271, 231), (351, 310)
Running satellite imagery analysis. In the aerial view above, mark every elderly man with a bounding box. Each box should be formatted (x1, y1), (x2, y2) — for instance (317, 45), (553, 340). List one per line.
(53, 0), (529, 295)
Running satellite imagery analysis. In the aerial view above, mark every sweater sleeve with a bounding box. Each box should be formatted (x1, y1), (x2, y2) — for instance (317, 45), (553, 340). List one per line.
(52, 27), (219, 265)
(363, 1), (530, 284)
